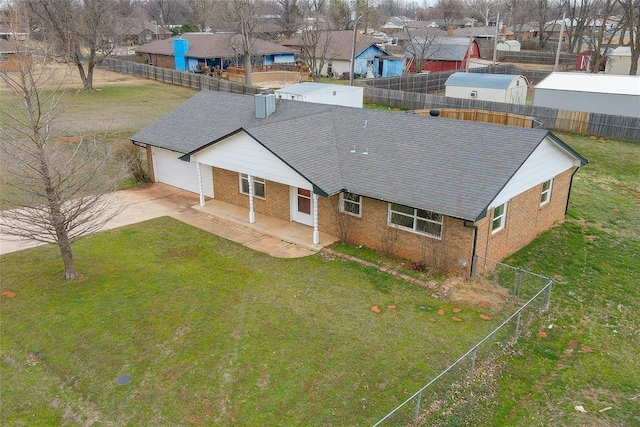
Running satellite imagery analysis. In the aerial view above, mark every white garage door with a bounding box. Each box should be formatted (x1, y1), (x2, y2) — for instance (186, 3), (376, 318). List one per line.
(151, 147), (214, 197)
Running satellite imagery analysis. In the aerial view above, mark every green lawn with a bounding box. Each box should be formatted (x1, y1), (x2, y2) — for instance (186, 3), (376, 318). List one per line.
(1, 217), (508, 425)
(418, 133), (640, 426)
(1, 73), (639, 425)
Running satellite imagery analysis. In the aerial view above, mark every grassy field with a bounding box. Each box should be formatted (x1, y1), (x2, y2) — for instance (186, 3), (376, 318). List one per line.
(1, 71), (639, 425)
(418, 133), (640, 426)
(1, 217), (509, 425)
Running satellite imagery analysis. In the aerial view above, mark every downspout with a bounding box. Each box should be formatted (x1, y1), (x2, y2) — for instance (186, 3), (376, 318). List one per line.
(463, 220), (479, 278)
(565, 167), (580, 215)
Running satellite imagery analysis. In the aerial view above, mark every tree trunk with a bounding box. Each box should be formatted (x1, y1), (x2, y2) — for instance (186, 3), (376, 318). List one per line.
(58, 236), (78, 280)
(244, 53), (253, 86)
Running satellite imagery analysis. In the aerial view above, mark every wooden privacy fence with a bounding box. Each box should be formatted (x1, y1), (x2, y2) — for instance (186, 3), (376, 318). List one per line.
(415, 109), (534, 128)
(100, 58), (639, 141)
(364, 87), (640, 141)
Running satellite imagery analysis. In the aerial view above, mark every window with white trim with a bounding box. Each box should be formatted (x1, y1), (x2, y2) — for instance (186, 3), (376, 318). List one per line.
(388, 203), (443, 239)
(492, 203), (507, 233)
(540, 179), (552, 205)
(340, 192), (362, 217)
(239, 174), (265, 198)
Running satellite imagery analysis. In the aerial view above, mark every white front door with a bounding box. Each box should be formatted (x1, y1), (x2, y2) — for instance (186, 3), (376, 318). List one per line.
(291, 187), (313, 226)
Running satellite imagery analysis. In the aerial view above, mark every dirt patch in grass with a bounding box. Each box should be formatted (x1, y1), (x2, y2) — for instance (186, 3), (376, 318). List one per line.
(446, 277), (512, 311)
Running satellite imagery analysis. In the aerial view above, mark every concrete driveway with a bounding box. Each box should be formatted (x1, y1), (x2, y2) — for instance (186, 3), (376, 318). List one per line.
(0, 184), (336, 257)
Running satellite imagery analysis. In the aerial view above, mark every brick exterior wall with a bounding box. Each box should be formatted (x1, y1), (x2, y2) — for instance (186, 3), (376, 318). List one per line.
(317, 195), (475, 276)
(207, 164), (575, 276)
(475, 168), (574, 262)
(213, 167), (291, 222)
(136, 53), (174, 68)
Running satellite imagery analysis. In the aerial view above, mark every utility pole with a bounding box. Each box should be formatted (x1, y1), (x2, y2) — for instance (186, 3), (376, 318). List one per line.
(493, 12), (500, 65)
(350, 12), (363, 86)
(554, 10), (566, 71)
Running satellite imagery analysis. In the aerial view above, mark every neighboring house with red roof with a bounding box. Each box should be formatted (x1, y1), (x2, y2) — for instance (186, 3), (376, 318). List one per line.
(130, 90), (588, 276)
(134, 33), (296, 71)
(406, 36), (481, 73)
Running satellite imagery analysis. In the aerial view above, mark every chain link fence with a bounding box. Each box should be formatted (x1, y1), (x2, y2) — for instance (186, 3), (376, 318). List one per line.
(373, 256), (552, 426)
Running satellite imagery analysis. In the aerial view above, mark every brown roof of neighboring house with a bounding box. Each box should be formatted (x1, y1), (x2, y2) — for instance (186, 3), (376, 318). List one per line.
(134, 33), (295, 58)
(283, 30), (384, 61)
(0, 38), (19, 53)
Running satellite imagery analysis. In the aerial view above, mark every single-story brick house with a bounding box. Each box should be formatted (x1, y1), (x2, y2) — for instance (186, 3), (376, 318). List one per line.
(130, 91), (587, 276)
(134, 33), (296, 71)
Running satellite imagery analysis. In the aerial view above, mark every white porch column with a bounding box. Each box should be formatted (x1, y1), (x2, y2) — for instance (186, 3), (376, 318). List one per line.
(248, 174), (256, 224)
(196, 161), (205, 207)
(312, 193), (319, 244)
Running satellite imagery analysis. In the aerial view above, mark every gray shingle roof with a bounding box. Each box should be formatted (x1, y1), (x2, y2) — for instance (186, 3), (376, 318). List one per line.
(130, 90), (586, 222)
(445, 72), (528, 89)
(134, 33), (295, 58)
(406, 37), (474, 61)
(283, 30), (388, 60)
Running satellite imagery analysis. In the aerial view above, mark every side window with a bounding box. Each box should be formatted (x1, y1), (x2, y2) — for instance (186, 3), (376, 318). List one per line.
(239, 174), (266, 199)
(540, 179), (552, 205)
(492, 203), (507, 233)
(340, 192), (362, 217)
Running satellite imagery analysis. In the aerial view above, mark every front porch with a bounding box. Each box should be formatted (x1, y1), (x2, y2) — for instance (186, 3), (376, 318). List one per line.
(193, 197), (339, 253)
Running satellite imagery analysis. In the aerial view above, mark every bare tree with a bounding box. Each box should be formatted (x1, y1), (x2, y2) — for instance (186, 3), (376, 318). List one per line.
(531, 0), (563, 50)
(404, 27), (445, 73)
(226, 0), (259, 85)
(435, 0), (466, 30)
(618, 0), (640, 75)
(145, 0), (194, 30)
(464, 0), (496, 26)
(0, 38), (128, 279)
(327, 0), (353, 30)
(298, 26), (335, 79)
(27, 0), (123, 91)
(271, 0), (303, 37)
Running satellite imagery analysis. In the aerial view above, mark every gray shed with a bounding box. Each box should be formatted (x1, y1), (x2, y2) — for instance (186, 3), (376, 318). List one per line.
(533, 72), (640, 118)
(445, 72), (529, 104)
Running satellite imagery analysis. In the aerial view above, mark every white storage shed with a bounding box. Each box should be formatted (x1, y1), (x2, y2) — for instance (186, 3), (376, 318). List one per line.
(605, 46), (640, 76)
(275, 82), (364, 108)
(533, 72), (640, 118)
(445, 72), (529, 104)
(496, 40), (521, 52)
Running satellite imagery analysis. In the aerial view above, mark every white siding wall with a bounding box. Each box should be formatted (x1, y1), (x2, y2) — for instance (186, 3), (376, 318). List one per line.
(532, 89), (639, 117)
(446, 86), (508, 102)
(489, 138), (578, 208)
(151, 147), (214, 196)
(275, 86), (364, 107)
(445, 77), (527, 104)
(321, 59), (350, 77)
(192, 131), (312, 190)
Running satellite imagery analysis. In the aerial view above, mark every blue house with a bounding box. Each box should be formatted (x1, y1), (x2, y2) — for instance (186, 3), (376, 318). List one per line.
(282, 30), (403, 79)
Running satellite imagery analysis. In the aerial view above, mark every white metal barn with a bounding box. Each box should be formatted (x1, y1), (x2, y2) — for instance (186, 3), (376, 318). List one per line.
(533, 72), (640, 118)
(274, 83), (364, 108)
(496, 40), (521, 52)
(605, 46), (640, 76)
(444, 72), (529, 104)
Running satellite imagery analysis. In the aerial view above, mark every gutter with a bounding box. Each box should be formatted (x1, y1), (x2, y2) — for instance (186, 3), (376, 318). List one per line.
(463, 220), (479, 278)
(565, 166), (581, 215)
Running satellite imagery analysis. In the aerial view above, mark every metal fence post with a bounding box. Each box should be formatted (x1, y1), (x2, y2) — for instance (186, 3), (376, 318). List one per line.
(469, 348), (477, 378)
(514, 268), (521, 296)
(543, 281), (553, 311)
(413, 391), (422, 427)
(514, 311), (521, 340)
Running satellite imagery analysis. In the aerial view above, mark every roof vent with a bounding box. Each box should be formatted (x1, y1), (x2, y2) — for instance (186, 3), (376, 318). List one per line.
(255, 93), (276, 119)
